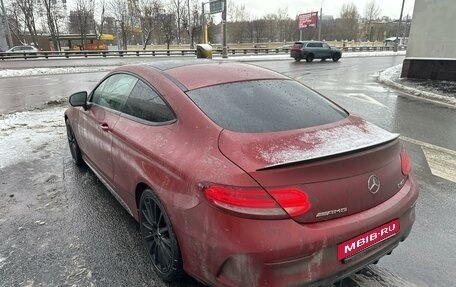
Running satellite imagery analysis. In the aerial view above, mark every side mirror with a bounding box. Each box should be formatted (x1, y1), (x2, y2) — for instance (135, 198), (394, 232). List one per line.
(69, 91), (88, 109)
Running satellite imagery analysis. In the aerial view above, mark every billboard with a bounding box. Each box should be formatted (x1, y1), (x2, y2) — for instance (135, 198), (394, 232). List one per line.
(298, 12), (318, 29)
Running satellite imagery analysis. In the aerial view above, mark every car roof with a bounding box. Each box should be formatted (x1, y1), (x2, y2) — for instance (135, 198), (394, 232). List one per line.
(295, 41), (325, 44)
(124, 60), (289, 91)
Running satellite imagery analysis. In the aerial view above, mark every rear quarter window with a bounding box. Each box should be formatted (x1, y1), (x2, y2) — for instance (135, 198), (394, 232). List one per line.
(187, 80), (348, 133)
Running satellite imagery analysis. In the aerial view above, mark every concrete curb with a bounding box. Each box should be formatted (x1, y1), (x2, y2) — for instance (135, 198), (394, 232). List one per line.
(378, 64), (456, 108)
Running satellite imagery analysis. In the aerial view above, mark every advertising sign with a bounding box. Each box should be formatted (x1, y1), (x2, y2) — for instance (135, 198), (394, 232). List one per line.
(298, 12), (318, 29)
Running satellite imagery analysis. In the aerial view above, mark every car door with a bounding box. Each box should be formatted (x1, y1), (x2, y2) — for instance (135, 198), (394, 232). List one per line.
(78, 73), (138, 183)
(110, 79), (176, 208)
(321, 43), (331, 58)
(311, 43), (319, 57)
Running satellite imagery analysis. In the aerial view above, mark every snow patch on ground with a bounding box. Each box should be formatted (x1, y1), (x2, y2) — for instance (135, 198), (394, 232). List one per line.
(378, 64), (456, 107)
(0, 107), (66, 169)
(0, 66), (112, 78)
(351, 266), (424, 287)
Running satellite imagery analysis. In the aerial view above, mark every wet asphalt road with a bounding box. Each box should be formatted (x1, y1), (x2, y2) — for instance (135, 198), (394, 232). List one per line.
(1, 56), (456, 286)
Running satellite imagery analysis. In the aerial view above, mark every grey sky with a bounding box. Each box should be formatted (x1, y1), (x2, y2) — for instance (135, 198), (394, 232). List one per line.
(237, 0), (415, 19)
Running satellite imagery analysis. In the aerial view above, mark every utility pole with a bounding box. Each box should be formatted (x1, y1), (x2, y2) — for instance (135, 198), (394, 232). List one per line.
(187, 0), (193, 48)
(202, 2), (207, 44)
(318, 0), (325, 41)
(222, 0), (227, 58)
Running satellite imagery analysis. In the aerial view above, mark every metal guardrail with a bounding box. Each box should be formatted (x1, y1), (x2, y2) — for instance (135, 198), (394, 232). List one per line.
(0, 46), (406, 60)
(0, 49), (197, 60)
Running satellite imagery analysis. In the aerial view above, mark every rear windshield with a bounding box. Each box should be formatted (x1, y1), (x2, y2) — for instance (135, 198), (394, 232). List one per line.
(293, 42), (304, 48)
(187, 80), (348, 133)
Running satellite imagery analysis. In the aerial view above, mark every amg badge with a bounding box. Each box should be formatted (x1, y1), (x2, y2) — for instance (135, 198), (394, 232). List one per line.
(316, 207), (348, 218)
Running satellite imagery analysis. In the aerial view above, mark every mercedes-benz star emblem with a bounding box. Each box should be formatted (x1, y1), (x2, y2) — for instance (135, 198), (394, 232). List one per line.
(368, 175), (381, 194)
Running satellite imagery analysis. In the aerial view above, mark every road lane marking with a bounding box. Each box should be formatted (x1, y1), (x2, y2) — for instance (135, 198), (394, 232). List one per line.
(421, 147), (456, 183)
(400, 136), (456, 156)
(342, 93), (387, 108)
(400, 136), (456, 183)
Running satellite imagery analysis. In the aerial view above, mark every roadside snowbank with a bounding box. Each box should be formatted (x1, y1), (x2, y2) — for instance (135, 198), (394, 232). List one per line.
(0, 51), (406, 78)
(0, 66), (112, 78)
(378, 64), (456, 107)
(0, 107), (66, 169)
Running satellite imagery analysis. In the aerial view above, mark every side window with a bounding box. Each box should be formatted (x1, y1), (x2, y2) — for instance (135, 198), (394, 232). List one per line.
(306, 43), (314, 48)
(315, 43), (323, 48)
(91, 74), (138, 111)
(123, 80), (175, 123)
(322, 43), (330, 49)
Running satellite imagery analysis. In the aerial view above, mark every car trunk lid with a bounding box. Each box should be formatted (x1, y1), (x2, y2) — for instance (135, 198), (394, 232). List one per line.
(218, 116), (405, 223)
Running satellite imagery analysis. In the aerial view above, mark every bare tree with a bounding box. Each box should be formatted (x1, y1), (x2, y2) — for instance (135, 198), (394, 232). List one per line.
(364, 0), (381, 41)
(275, 7), (289, 42)
(170, 0), (186, 44)
(160, 12), (175, 49)
(74, 0), (95, 49)
(186, 0), (201, 48)
(263, 13), (278, 42)
(227, 2), (250, 43)
(94, 1), (106, 49)
(139, 0), (163, 49)
(108, 0), (129, 49)
(11, 0), (39, 47)
(338, 2), (360, 41)
(6, 2), (26, 44)
(41, 0), (65, 50)
(227, 2), (249, 23)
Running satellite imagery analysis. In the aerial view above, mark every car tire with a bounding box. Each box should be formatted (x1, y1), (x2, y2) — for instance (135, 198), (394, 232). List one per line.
(294, 57), (301, 62)
(306, 54), (314, 62)
(139, 189), (184, 282)
(65, 119), (84, 166)
(332, 53), (341, 62)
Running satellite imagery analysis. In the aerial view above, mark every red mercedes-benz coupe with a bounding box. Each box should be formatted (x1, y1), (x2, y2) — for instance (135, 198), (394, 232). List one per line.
(65, 61), (418, 287)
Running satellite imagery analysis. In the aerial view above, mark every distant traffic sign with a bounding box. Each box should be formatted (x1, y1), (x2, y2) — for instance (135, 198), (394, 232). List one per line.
(209, 0), (224, 14)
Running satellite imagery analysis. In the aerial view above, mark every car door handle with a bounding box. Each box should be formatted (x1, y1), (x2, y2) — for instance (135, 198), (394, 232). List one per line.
(100, 123), (110, 131)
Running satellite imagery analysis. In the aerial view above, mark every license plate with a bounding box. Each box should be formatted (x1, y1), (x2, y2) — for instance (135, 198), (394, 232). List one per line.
(337, 219), (400, 261)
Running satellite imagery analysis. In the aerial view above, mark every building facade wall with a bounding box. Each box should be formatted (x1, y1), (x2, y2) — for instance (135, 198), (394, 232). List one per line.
(401, 0), (456, 80)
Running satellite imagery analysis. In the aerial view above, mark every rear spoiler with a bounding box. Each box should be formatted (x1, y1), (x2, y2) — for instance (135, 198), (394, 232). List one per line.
(257, 134), (400, 171)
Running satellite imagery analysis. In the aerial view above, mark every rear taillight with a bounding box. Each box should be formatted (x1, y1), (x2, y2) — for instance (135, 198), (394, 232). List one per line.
(267, 188), (311, 217)
(401, 149), (411, 176)
(202, 184), (311, 219)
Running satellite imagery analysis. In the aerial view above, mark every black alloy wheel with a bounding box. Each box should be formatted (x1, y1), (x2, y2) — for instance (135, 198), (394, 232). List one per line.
(306, 53), (314, 62)
(65, 119), (83, 166)
(139, 189), (184, 281)
(332, 53), (341, 62)
(294, 57), (301, 62)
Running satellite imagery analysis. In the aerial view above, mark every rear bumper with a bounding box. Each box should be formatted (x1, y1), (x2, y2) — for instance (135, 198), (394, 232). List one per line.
(176, 176), (418, 287)
(290, 50), (302, 58)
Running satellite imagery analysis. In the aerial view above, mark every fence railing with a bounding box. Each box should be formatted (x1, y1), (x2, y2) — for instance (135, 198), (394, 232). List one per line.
(0, 46), (406, 61)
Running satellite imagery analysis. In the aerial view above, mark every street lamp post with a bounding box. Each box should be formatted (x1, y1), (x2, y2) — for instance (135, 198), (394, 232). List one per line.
(318, 0), (325, 41)
(394, 0), (406, 52)
(115, 19), (122, 50)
